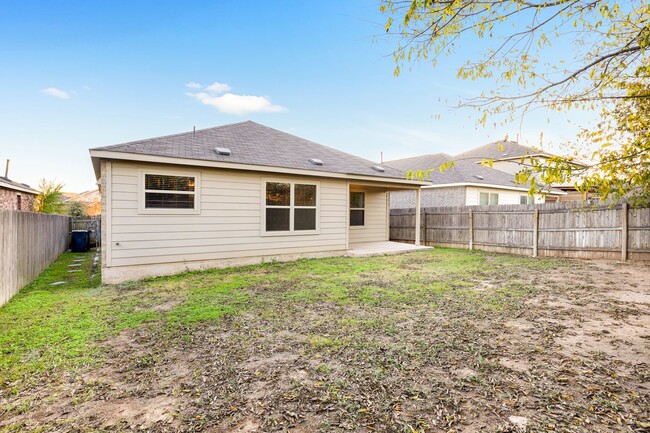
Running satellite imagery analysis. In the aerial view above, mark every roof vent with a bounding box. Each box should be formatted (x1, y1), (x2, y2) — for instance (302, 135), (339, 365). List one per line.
(371, 165), (385, 172)
(214, 147), (231, 156)
(502, 153), (510, 156)
(473, 175), (485, 180)
(308, 158), (324, 166)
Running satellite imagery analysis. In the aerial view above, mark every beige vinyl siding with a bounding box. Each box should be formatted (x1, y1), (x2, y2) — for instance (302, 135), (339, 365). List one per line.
(348, 188), (388, 244)
(465, 186), (545, 205)
(107, 161), (348, 268)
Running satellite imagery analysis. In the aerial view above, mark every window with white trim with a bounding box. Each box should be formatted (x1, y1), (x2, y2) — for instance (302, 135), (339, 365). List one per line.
(520, 195), (534, 205)
(144, 173), (196, 209)
(349, 191), (365, 226)
(479, 192), (499, 206)
(264, 181), (318, 233)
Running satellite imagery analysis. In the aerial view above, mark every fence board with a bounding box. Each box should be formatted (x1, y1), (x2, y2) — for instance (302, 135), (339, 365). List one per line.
(0, 210), (69, 306)
(390, 202), (650, 261)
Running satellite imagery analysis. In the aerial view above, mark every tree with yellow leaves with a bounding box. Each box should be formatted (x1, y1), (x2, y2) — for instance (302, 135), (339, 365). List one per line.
(383, 0), (649, 204)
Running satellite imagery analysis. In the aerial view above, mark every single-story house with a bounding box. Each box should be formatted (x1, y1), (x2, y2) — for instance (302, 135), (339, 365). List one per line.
(456, 141), (589, 201)
(0, 175), (39, 211)
(385, 153), (565, 209)
(90, 121), (428, 283)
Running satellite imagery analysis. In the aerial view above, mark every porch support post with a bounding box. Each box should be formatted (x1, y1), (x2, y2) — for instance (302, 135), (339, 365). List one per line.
(622, 202), (628, 261)
(414, 188), (421, 246)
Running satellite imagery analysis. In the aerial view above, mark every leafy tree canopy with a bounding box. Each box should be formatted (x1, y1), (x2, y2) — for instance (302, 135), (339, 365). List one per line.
(382, 0), (650, 205)
(35, 179), (65, 214)
(66, 200), (88, 219)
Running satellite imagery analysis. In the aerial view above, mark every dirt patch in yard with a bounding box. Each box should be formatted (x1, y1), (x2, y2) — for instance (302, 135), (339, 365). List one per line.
(1, 252), (648, 432)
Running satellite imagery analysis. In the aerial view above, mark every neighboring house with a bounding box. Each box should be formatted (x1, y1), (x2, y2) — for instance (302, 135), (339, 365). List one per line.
(89, 121), (427, 283)
(0, 176), (38, 211)
(456, 140), (589, 202)
(62, 189), (102, 216)
(385, 153), (565, 209)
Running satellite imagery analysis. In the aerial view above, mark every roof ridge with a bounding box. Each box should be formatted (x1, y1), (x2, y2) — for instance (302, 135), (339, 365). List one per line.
(90, 120), (254, 151)
(385, 152), (453, 164)
(456, 140), (547, 158)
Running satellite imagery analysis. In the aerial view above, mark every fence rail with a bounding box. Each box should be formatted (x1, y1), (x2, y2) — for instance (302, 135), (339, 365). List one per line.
(0, 210), (70, 306)
(390, 202), (650, 261)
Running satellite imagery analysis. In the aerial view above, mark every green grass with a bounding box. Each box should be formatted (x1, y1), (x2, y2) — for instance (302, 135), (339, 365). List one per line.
(0, 247), (568, 392)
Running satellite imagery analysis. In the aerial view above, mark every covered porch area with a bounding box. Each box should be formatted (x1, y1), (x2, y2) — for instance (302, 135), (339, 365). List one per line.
(345, 180), (425, 253)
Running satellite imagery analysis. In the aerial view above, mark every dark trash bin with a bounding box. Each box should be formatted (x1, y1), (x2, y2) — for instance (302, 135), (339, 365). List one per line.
(70, 230), (90, 252)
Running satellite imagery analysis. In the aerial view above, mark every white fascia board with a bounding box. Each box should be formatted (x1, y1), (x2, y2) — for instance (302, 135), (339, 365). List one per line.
(0, 181), (39, 195)
(423, 182), (567, 195)
(89, 150), (429, 187)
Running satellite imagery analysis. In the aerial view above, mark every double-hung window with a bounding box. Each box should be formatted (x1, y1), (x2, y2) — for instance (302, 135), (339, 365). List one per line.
(349, 192), (365, 226)
(264, 181), (318, 234)
(479, 192), (499, 206)
(140, 170), (200, 214)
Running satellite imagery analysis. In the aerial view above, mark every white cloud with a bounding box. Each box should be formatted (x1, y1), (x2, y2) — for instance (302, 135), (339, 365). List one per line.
(186, 80), (286, 115)
(41, 87), (71, 99)
(204, 81), (231, 94)
(188, 91), (286, 115)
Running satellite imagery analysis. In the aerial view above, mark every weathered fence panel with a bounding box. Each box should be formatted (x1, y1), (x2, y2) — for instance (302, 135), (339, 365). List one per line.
(390, 202), (650, 261)
(0, 210), (70, 306)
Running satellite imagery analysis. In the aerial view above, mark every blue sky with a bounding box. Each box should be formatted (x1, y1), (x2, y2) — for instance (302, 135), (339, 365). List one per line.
(0, 0), (594, 191)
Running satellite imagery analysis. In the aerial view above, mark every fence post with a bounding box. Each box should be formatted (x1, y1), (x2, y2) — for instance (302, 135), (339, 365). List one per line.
(423, 210), (427, 245)
(468, 209), (473, 250)
(532, 209), (539, 257)
(414, 189), (421, 246)
(622, 202), (628, 261)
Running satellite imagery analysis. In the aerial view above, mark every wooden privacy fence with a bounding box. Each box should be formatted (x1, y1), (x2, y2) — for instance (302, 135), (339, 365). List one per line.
(390, 202), (650, 261)
(0, 210), (70, 306)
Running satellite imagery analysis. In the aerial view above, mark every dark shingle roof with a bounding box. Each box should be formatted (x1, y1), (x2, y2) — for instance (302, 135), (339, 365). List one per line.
(455, 140), (551, 161)
(0, 176), (39, 194)
(385, 153), (526, 189)
(91, 121), (405, 179)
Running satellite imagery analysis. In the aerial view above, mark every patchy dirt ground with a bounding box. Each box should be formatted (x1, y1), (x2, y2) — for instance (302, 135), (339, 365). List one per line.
(1, 251), (649, 432)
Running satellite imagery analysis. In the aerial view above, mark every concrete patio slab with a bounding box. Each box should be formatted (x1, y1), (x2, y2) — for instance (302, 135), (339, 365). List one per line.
(347, 241), (431, 257)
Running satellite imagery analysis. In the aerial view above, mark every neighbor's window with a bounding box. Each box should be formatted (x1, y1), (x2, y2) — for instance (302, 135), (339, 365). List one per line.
(349, 192), (365, 226)
(520, 195), (534, 205)
(265, 181), (318, 233)
(479, 192), (499, 206)
(144, 174), (196, 209)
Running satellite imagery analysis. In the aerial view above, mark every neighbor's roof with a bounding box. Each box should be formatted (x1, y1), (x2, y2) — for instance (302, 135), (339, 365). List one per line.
(455, 140), (552, 162)
(385, 153), (565, 194)
(0, 176), (39, 195)
(90, 121), (414, 182)
(62, 189), (100, 202)
(456, 140), (588, 168)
